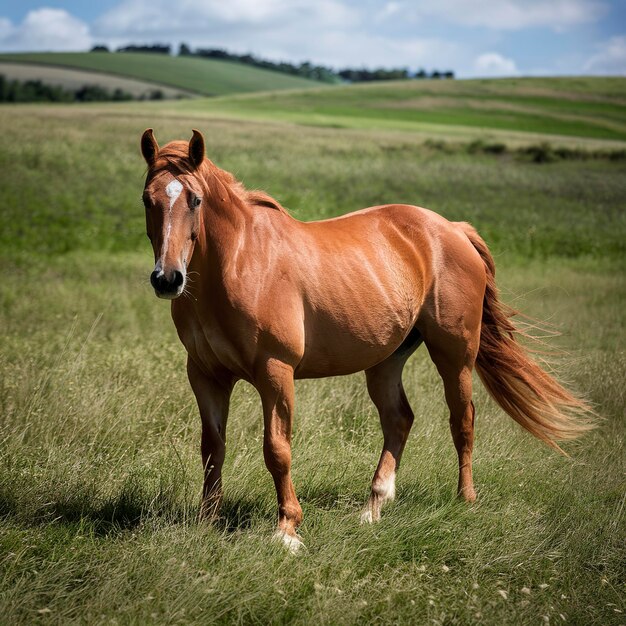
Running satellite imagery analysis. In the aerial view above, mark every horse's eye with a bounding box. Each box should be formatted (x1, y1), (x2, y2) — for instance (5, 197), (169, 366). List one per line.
(191, 195), (202, 209)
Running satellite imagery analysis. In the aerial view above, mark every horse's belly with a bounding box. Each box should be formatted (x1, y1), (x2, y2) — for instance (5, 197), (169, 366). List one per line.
(295, 343), (403, 378)
(294, 300), (415, 378)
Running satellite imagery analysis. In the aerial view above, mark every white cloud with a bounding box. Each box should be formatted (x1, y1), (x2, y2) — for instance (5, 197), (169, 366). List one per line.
(376, 2), (403, 21)
(257, 30), (461, 69)
(473, 52), (519, 77)
(415, 0), (608, 31)
(95, 0), (356, 38)
(92, 0), (462, 69)
(583, 35), (626, 75)
(0, 17), (12, 40)
(0, 1), (615, 78)
(0, 9), (92, 52)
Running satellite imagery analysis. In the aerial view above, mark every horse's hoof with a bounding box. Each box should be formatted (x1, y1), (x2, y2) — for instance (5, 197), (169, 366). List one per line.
(197, 506), (220, 524)
(273, 529), (305, 554)
(360, 508), (380, 524)
(458, 488), (477, 503)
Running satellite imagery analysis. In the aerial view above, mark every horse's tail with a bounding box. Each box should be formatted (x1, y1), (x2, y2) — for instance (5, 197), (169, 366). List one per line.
(457, 222), (595, 453)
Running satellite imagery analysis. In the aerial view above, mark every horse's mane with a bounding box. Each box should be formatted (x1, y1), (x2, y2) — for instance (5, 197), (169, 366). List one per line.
(150, 141), (288, 214)
(246, 190), (287, 213)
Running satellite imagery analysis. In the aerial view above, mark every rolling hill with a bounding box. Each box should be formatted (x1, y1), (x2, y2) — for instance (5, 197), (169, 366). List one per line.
(166, 75), (626, 143)
(2, 54), (623, 146)
(0, 52), (321, 96)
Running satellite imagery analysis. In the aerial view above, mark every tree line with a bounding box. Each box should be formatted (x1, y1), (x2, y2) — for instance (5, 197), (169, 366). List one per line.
(0, 75), (164, 103)
(91, 44), (455, 83)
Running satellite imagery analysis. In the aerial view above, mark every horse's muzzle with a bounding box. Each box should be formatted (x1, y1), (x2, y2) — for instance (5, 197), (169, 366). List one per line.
(150, 269), (185, 299)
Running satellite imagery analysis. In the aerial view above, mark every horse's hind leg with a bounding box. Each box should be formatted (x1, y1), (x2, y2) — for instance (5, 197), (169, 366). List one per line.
(424, 331), (479, 503)
(361, 336), (420, 523)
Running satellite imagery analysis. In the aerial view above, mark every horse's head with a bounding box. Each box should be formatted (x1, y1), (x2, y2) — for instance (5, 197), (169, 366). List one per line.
(141, 128), (206, 299)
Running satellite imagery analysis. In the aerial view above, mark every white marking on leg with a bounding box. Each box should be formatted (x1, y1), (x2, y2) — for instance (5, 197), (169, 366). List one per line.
(360, 509), (374, 524)
(159, 178), (183, 264)
(360, 471), (396, 524)
(374, 471), (396, 502)
(272, 529), (305, 554)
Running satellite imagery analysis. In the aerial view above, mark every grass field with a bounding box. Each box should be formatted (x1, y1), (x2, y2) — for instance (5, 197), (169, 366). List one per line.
(0, 52), (320, 96)
(0, 80), (625, 624)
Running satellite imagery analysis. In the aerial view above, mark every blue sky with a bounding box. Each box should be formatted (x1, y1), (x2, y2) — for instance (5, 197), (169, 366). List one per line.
(0, 1), (624, 77)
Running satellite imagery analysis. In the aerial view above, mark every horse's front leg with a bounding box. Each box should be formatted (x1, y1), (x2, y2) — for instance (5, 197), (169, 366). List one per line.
(187, 357), (235, 520)
(256, 358), (303, 552)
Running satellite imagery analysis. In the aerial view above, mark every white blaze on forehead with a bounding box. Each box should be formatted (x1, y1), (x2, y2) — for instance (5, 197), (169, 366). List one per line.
(158, 177), (184, 268)
(165, 178), (183, 204)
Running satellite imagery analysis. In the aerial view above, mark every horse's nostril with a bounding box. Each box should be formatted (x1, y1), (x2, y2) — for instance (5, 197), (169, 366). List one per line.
(151, 269), (184, 294)
(150, 271), (161, 290)
(172, 270), (184, 289)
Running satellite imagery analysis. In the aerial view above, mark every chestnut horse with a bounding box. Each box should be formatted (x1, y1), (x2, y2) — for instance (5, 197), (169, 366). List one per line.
(140, 128), (592, 551)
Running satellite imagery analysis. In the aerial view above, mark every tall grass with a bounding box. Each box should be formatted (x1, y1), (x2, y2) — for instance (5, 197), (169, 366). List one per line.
(0, 104), (624, 624)
(0, 106), (624, 260)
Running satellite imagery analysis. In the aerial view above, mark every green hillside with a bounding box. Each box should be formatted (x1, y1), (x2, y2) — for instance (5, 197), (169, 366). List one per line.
(170, 76), (626, 142)
(0, 52), (321, 96)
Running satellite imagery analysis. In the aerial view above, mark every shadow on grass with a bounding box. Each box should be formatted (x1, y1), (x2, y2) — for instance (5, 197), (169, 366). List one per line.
(0, 488), (271, 537)
(0, 488), (188, 536)
(0, 478), (462, 540)
(214, 496), (265, 533)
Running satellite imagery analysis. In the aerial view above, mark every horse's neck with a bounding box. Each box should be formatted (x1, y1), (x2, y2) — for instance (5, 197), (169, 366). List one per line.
(192, 191), (251, 276)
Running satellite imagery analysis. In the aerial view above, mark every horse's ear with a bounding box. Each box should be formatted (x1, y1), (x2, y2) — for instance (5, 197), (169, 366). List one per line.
(189, 129), (205, 168)
(141, 128), (159, 166)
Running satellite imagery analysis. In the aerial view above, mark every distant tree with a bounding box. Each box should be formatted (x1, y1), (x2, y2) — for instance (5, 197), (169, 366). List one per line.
(117, 44), (171, 55)
(162, 42), (454, 85)
(112, 87), (133, 101)
(0, 74), (140, 103)
(75, 84), (110, 101)
(431, 70), (441, 79)
(338, 68), (360, 81)
(195, 48), (229, 59)
(91, 44), (110, 52)
(338, 66), (410, 82)
(443, 70), (455, 79)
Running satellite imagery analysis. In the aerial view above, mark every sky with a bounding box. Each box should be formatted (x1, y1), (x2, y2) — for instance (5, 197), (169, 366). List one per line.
(0, 0), (624, 77)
